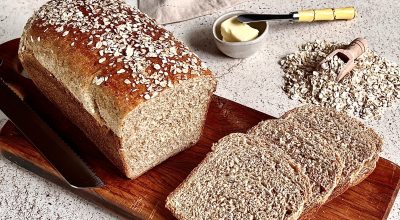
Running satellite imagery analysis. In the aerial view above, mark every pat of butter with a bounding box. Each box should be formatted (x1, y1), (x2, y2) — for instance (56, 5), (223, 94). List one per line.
(220, 16), (259, 42)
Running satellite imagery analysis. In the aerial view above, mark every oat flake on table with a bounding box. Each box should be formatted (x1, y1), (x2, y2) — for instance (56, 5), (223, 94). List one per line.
(281, 40), (400, 120)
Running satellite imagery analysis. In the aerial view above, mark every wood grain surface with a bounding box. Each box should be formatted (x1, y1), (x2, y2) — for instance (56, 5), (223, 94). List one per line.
(0, 39), (399, 220)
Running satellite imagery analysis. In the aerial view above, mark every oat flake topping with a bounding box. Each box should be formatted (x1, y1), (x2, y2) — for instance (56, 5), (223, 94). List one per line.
(33, 0), (208, 100)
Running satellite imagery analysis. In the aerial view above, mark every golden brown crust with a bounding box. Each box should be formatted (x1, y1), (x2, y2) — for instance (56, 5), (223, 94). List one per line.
(20, 15), (102, 101)
(21, 0), (214, 123)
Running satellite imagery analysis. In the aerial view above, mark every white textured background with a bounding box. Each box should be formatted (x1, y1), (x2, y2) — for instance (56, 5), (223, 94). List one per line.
(0, 0), (399, 219)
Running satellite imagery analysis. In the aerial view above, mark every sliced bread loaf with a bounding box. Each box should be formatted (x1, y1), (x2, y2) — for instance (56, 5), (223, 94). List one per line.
(281, 105), (382, 187)
(166, 133), (311, 220)
(248, 119), (344, 211)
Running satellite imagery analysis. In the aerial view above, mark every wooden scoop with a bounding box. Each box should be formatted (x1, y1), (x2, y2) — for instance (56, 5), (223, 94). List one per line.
(319, 38), (368, 81)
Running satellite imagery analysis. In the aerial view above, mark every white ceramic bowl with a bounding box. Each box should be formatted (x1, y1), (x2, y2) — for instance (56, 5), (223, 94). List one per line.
(212, 10), (269, 58)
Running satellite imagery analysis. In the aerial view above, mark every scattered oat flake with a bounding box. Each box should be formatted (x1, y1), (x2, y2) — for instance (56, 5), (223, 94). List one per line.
(93, 76), (104, 85)
(95, 42), (102, 49)
(126, 46), (134, 57)
(153, 64), (161, 70)
(99, 57), (106, 63)
(114, 51), (121, 57)
(281, 40), (400, 120)
(160, 81), (167, 87)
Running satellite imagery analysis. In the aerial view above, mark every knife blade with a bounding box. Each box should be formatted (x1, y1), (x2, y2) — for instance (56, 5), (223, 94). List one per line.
(0, 75), (103, 188)
(237, 13), (294, 23)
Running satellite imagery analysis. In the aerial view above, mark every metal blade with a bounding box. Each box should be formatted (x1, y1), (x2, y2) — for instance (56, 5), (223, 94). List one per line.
(0, 76), (103, 188)
(237, 13), (294, 23)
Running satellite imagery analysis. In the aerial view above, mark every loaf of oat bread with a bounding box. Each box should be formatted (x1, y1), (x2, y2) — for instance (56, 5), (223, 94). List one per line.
(166, 133), (311, 220)
(18, 0), (217, 178)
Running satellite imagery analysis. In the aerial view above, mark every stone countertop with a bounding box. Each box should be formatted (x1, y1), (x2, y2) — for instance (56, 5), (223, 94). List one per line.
(0, 0), (399, 219)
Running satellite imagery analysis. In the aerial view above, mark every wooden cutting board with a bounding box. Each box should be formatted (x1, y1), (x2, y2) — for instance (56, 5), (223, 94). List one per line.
(0, 39), (399, 220)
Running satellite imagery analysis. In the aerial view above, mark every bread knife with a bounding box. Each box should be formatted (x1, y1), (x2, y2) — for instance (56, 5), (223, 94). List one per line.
(0, 74), (104, 188)
(237, 7), (356, 23)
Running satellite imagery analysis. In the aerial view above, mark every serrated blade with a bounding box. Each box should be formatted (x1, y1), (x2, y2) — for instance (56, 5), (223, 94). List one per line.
(0, 76), (103, 188)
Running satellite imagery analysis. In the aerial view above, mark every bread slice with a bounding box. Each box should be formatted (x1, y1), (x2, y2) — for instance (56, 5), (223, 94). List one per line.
(248, 119), (344, 211)
(166, 133), (311, 220)
(281, 105), (382, 188)
(18, 0), (217, 178)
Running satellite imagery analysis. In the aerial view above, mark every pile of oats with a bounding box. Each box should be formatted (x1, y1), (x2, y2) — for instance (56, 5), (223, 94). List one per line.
(281, 40), (400, 120)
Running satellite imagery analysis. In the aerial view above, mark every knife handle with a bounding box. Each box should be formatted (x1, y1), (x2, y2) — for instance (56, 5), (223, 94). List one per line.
(298, 7), (356, 22)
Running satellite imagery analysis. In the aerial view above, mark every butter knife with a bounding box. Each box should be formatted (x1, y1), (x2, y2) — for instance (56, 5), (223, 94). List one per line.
(237, 7), (356, 23)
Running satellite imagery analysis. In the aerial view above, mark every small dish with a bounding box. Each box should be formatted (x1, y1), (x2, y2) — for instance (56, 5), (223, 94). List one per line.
(212, 10), (269, 58)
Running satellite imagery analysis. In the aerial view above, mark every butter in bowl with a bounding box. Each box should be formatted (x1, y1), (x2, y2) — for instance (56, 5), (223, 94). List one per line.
(212, 11), (268, 59)
(213, 7), (356, 58)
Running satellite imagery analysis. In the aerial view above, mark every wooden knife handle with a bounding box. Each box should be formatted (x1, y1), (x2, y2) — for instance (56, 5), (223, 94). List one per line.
(298, 7), (356, 22)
